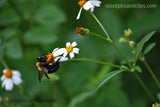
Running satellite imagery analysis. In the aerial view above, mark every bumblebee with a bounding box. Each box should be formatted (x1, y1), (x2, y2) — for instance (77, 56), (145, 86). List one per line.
(36, 53), (60, 82)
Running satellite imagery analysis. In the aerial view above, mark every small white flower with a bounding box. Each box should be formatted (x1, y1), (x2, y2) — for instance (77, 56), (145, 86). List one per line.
(1, 69), (22, 91)
(76, 0), (101, 20)
(57, 42), (79, 59)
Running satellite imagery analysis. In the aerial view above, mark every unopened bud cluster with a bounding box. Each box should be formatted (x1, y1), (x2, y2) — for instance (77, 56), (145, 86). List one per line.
(119, 28), (136, 50)
(76, 27), (90, 36)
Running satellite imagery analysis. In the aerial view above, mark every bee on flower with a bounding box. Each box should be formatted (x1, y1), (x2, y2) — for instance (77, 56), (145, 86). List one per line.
(1, 69), (22, 91)
(76, 0), (101, 20)
(36, 48), (68, 82)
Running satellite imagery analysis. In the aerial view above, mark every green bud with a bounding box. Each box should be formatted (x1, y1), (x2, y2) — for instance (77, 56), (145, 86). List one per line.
(124, 28), (132, 38)
(129, 41), (135, 49)
(119, 37), (126, 43)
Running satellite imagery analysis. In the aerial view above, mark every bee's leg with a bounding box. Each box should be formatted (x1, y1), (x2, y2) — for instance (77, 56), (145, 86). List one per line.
(38, 71), (42, 82)
(42, 67), (50, 79)
(44, 72), (49, 79)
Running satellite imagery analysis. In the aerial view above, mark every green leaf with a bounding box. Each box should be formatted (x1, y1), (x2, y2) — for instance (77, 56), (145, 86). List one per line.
(1, 28), (20, 40)
(143, 42), (156, 55)
(34, 5), (67, 28)
(135, 65), (142, 73)
(0, 8), (20, 26)
(135, 31), (155, 61)
(96, 70), (125, 90)
(23, 27), (58, 44)
(6, 38), (23, 59)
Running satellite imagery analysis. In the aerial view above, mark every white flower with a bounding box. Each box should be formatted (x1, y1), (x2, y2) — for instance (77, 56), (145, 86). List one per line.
(1, 69), (22, 91)
(76, 0), (101, 20)
(56, 42), (79, 59)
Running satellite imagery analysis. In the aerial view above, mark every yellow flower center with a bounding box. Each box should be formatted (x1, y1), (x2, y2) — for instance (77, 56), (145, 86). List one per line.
(78, 0), (87, 7)
(46, 53), (54, 63)
(66, 45), (73, 53)
(4, 70), (12, 78)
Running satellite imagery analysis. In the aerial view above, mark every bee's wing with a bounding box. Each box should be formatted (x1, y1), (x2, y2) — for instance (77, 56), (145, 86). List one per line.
(42, 67), (50, 80)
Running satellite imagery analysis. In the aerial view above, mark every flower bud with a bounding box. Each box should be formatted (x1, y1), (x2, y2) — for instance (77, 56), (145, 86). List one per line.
(152, 103), (160, 107)
(124, 28), (132, 38)
(76, 27), (90, 36)
(119, 37), (126, 43)
(129, 41), (135, 49)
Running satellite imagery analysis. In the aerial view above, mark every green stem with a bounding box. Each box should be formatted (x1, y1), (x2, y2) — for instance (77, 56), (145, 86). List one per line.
(69, 58), (129, 71)
(0, 58), (9, 69)
(142, 57), (160, 90)
(7, 0), (25, 22)
(133, 72), (156, 102)
(90, 12), (112, 41)
(90, 32), (132, 68)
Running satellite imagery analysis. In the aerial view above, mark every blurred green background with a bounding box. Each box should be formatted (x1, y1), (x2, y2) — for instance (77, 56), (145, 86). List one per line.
(0, 0), (160, 107)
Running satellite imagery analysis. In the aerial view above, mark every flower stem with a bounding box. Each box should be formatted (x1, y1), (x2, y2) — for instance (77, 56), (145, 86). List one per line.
(90, 32), (132, 68)
(69, 58), (129, 71)
(141, 56), (160, 90)
(133, 72), (157, 102)
(7, 0), (25, 22)
(0, 58), (9, 69)
(90, 12), (112, 41)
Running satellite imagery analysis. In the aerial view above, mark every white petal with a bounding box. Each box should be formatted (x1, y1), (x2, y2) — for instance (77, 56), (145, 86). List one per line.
(3, 69), (7, 73)
(52, 48), (59, 53)
(12, 70), (21, 77)
(89, 1), (101, 7)
(1, 75), (5, 81)
(83, 2), (94, 10)
(53, 48), (66, 57)
(76, 8), (82, 20)
(90, 7), (94, 12)
(63, 51), (68, 57)
(55, 57), (68, 62)
(73, 48), (80, 54)
(2, 78), (7, 88)
(69, 52), (75, 59)
(12, 76), (22, 85)
(60, 57), (68, 62)
(71, 41), (77, 47)
(66, 42), (71, 47)
(5, 79), (13, 91)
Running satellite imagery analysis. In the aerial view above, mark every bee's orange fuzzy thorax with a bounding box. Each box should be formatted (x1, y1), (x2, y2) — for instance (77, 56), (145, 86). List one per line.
(46, 53), (54, 63)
